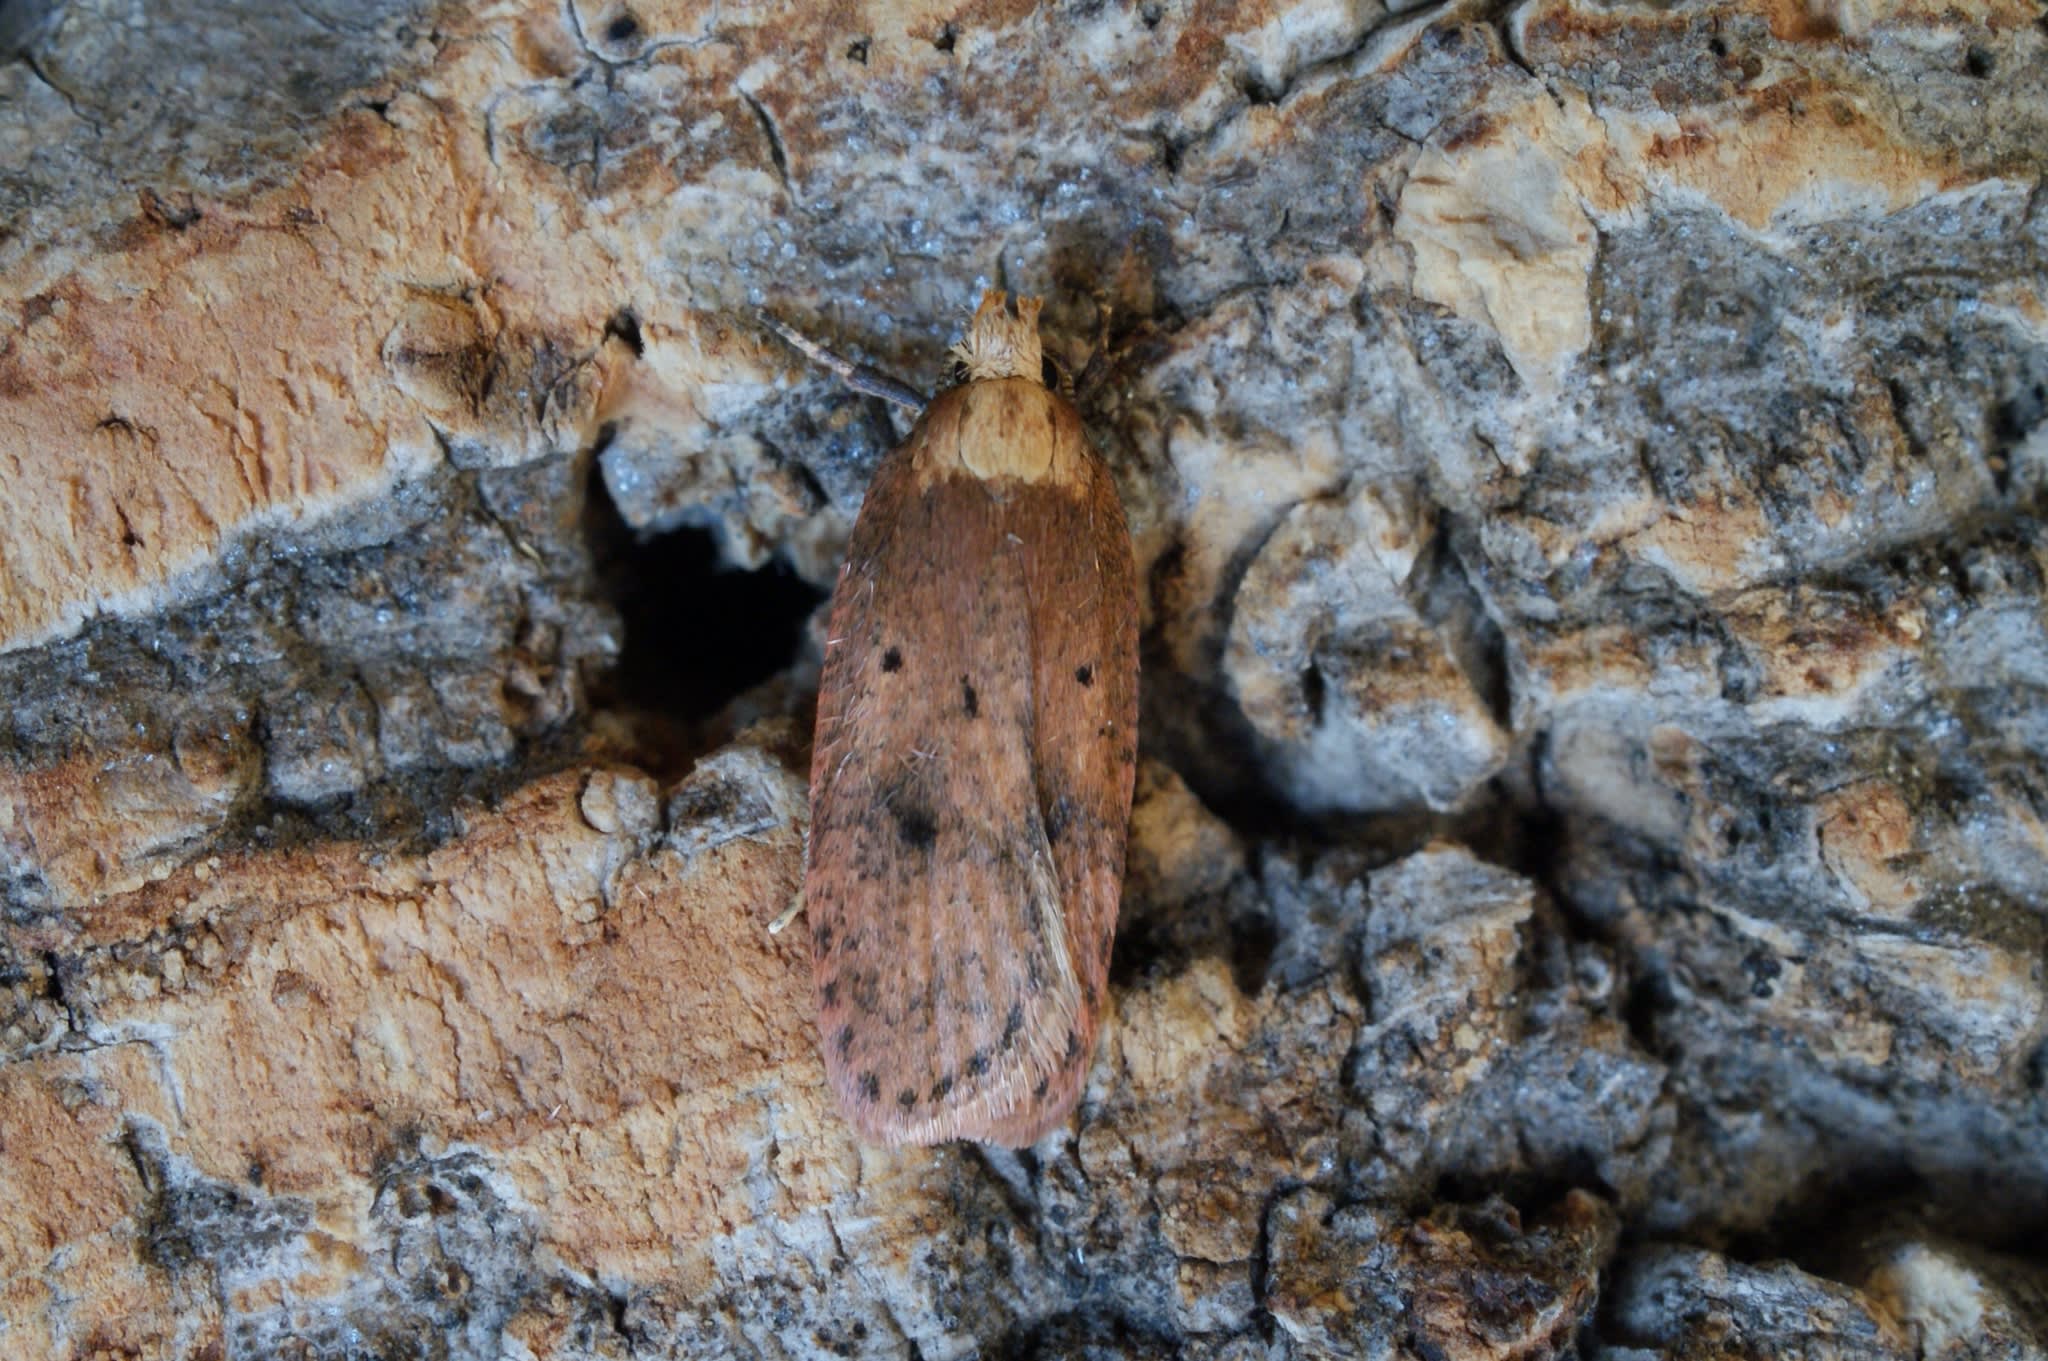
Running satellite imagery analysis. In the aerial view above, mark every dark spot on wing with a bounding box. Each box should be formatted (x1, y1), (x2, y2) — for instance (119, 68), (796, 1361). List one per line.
(860, 1072), (881, 1102)
(897, 1088), (918, 1110)
(1001, 1003), (1024, 1050)
(930, 1074), (954, 1101)
(966, 1050), (990, 1077)
(881, 646), (903, 672)
(1064, 1028), (1081, 1062)
(605, 13), (640, 42)
(1075, 664), (1093, 686)
(893, 801), (937, 851)
(813, 922), (833, 953)
(961, 677), (979, 718)
(820, 978), (839, 1007)
(836, 1026), (855, 1058)
(850, 970), (881, 1014)
(1032, 1075), (1051, 1100)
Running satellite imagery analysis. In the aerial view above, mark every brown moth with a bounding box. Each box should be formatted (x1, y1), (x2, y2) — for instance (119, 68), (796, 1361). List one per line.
(803, 290), (1138, 1146)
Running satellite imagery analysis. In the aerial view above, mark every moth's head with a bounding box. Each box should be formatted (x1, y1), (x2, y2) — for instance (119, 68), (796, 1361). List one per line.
(949, 289), (1045, 386)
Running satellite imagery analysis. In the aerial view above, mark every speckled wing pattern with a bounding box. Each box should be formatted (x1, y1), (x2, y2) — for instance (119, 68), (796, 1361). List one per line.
(805, 379), (1138, 1146)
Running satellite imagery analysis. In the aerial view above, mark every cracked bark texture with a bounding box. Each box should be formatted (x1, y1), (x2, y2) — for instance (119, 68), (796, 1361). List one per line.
(2, 0), (2046, 1357)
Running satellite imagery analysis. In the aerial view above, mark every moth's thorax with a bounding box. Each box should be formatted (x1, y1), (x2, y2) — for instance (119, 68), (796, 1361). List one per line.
(908, 377), (1090, 488)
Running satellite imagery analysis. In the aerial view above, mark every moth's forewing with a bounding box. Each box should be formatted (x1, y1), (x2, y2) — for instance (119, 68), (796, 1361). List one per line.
(805, 378), (1137, 1146)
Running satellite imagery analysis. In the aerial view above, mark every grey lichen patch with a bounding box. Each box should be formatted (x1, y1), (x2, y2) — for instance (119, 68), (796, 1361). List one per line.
(663, 726), (808, 865)
(215, 1142), (547, 1361)
(124, 1119), (313, 1280)
(0, 455), (616, 914)
(1266, 1190), (1618, 1357)
(1225, 491), (1511, 812)
(0, 0), (439, 272)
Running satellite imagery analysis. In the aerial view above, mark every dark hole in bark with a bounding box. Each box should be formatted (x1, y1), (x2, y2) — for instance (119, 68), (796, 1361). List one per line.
(584, 460), (823, 721)
(1239, 72), (1281, 106)
(605, 308), (644, 356)
(1300, 658), (1326, 725)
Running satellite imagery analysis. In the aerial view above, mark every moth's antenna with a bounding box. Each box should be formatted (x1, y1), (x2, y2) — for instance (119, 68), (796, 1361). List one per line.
(757, 312), (926, 412)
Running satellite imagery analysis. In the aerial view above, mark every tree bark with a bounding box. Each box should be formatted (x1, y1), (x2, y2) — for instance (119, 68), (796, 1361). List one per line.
(1, 1), (2044, 1356)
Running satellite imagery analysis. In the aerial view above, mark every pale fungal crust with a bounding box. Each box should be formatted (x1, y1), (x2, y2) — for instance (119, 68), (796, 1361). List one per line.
(951, 289), (1045, 384)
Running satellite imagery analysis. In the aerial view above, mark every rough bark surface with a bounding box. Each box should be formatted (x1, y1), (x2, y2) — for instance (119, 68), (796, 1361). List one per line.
(2, 0), (2045, 1357)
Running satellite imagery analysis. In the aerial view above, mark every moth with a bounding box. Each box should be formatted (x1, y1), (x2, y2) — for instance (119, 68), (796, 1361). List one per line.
(787, 290), (1138, 1146)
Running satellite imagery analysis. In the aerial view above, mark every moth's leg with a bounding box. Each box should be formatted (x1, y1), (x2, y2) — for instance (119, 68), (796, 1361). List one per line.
(1073, 293), (1115, 401)
(768, 890), (806, 935)
(757, 312), (926, 411)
